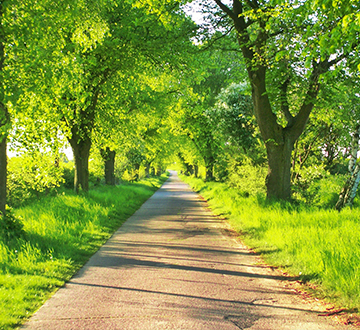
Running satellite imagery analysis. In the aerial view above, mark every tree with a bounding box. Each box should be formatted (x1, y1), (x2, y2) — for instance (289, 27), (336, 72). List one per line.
(0, 0), (15, 216)
(0, 45), (9, 217)
(208, 82), (257, 154)
(208, 0), (360, 200)
(100, 147), (116, 185)
(166, 44), (250, 180)
(10, 0), (197, 192)
(335, 125), (360, 210)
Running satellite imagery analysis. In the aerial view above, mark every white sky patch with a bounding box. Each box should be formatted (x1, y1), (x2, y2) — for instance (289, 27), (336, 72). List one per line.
(182, 0), (232, 25)
(7, 143), (73, 160)
(182, 1), (207, 24)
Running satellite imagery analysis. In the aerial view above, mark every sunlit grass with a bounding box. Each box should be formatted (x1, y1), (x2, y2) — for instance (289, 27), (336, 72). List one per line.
(181, 175), (360, 309)
(0, 174), (168, 329)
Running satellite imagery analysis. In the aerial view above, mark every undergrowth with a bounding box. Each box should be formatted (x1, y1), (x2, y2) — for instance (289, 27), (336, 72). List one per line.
(0, 174), (168, 329)
(181, 175), (360, 311)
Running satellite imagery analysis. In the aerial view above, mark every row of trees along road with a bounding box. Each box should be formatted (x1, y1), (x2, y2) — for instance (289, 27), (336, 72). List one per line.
(0, 0), (199, 217)
(1, 0), (360, 220)
(208, 0), (360, 200)
(131, 0), (360, 203)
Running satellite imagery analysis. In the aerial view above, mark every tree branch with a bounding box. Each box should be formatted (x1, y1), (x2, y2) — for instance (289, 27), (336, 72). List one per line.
(280, 77), (295, 127)
(244, 0), (259, 9)
(213, 0), (237, 20)
(289, 58), (330, 141)
(290, 38), (360, 141)
(197, 26), (235, 52)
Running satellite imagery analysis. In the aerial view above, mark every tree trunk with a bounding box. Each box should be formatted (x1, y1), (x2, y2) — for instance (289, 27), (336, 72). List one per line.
(266, 138), (294, 200)
(246, 66), (295, 199)
(194, 164), (199, 178)
(247, 64), (320, 200)
(134, 163), (140, 181)
(0, 5), (8, 216)
(335, 126), (360, 211)
(101, 147), (116, 185)
(155, 166), (162, 176)
(335, 165), (360, 211)
(185, 163), (192, 176)
(0, 134), (6, 216)
(205, 166), (213, 181)
(150, 166), (155, 176)
(144, 162), (151, 178)
(0, 103), (9, 216)
(69, 135), (91, 193)
(204, 156), (215, 181)
(347, 125), (360, 173)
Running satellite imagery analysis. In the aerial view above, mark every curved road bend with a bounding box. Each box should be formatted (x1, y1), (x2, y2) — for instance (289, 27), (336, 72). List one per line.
(22, 171), (355, 330)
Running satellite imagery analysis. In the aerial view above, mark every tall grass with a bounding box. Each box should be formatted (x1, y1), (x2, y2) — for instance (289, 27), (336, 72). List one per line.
(0, 175), (168, 329)
(181, 175), (360, 310)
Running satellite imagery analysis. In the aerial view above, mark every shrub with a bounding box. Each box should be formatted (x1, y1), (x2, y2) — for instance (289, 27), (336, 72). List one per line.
(293, 164), (346, 208)
(88, 155), (104, 187)
(61, 161), (75, 189)
(7, 153), (64, 207)
(227, 158), (267, 197)
(0, 207), (24, 242)
(307, 175), (345, 208)
(121, 169), (137, 182)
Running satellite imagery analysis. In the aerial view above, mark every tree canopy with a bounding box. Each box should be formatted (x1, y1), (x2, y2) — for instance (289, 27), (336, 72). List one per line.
(1, 0), (360, 217)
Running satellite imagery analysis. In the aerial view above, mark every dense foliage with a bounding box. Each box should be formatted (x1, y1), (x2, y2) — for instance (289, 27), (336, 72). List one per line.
(0, 0), (360, 325)
(0, 0), (359, 211)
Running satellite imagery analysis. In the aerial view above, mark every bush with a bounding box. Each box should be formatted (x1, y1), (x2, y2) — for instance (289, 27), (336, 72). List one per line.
(7, 153), (64, 207)
(307, 175), (345, 208)
(293, 164), (346, 208)
(61, 161), (75, 189)
(0, 207), (24, 241)
(227, 158), (267, 197)
(88, 155), (104, 187)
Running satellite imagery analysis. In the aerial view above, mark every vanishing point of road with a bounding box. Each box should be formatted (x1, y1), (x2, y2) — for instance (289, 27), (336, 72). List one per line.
(22, 171), (355, 330)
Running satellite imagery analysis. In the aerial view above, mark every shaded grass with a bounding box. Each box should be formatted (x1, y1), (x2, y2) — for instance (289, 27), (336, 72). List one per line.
(181, 175), (360, 310)
(0, 174), (168, 329)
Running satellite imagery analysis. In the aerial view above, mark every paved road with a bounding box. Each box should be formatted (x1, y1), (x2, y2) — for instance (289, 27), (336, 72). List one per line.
(22, 171), (354, 330)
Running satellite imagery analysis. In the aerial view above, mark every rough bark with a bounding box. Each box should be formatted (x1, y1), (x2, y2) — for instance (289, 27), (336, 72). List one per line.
(69, 133), (91, 193)
(100, 147), (116, 185)
(266, 137), (293, 200)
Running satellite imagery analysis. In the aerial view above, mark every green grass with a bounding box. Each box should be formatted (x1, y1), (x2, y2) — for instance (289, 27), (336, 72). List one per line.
(0, 174), (168, 329)
(181, 175), (360, 310)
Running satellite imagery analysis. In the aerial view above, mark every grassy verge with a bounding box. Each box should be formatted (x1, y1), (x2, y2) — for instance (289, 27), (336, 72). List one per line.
(181, 175), (360, 311)
(0, 174), (168, 329)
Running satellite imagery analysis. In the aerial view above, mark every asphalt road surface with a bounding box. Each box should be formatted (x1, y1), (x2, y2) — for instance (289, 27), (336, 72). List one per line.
(22, 171), (355, 330)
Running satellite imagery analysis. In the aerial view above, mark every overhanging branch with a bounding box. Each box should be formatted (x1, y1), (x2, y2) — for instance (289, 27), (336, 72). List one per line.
(213, 0), (237, 21)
